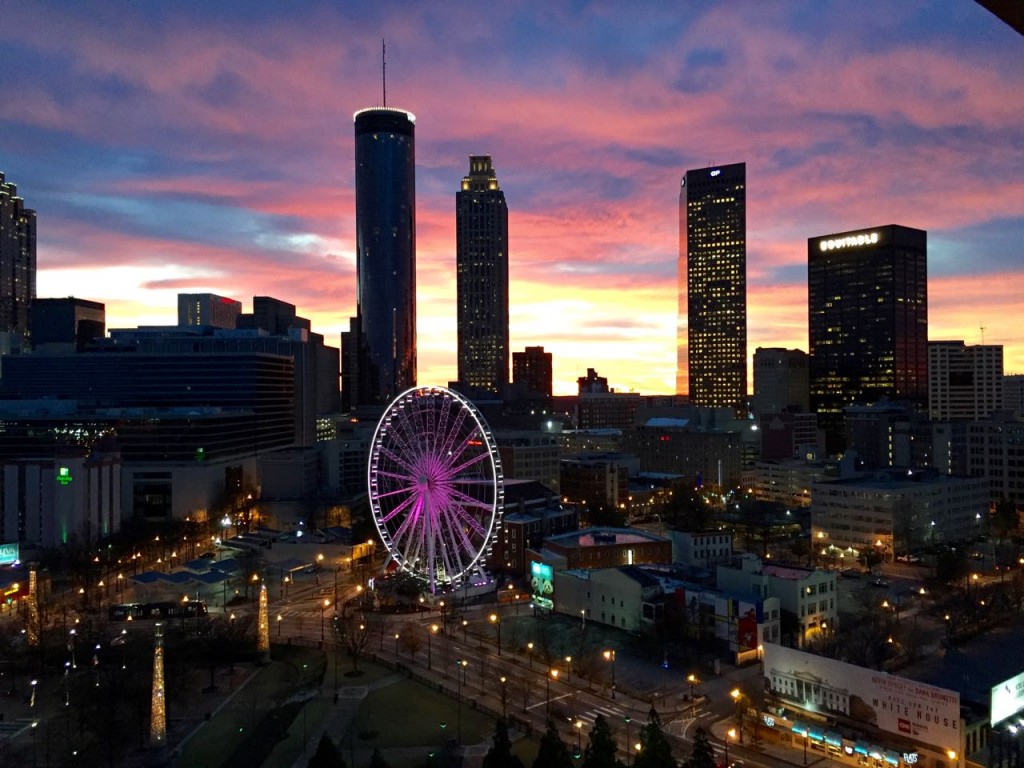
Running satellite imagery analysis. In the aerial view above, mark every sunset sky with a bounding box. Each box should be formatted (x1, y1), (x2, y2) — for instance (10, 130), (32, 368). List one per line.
(3, 1), (1022, 396)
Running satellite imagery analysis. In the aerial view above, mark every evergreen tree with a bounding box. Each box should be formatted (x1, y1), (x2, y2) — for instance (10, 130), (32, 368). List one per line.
(369, 746), (391, 768)
(582, 714), (622, 768)
(308, 732), (346, 768)
(483, 719), (525, 768)
(632, 711), (675, 768)
(682, 727), (715, 768)
(533, 719), (574, 768)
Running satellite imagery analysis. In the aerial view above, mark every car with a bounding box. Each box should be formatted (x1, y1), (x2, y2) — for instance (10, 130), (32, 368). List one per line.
(870, 578), (890, 588)
(840, 568), (861, 579)
(198, 551), (216, 559)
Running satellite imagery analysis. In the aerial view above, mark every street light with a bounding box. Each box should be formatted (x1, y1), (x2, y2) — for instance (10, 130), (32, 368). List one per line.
(603, 649), (617, 699)
(489, 613), (501, 655)
(394, 632), (400, 656)
(428, 624), (439, 670)
(500, 675), (508, 720)
(527, 641), (534, 669)
(687, 673), (699, 716)
(547, 668), (559, 716)
(730, 688), (744, 742)
(321, 598), (330, 641)
(277, 614), (283, 639)
(455, 659), (468, 743)
(727, 727), (737, 766)
(624, 716), (632, 766)
(565, 655), (573, 682)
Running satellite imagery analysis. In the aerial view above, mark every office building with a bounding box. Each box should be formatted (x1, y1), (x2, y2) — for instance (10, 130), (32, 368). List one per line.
(512, 346), (552, 398)
(177, 293), (241, 329)
(0, 172), (36, 346)
(808, 225), (928, 452)
(344, 107), (417, 407)
(456, 156), (508, 394)
(1006, 374), (1024, 416)
(928, 340), (1003, 420)
(811, 468), (988, 559)
(31, 297), (105, 353)
(753, 347), (808, 415)
(717, 554), (838, 648)
(679, 163), (747, 411)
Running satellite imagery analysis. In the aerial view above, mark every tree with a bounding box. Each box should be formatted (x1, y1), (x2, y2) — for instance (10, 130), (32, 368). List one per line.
(308, 732), (346, 768)
(992, 497), (1019, 541)
(682, 728), (715, 768)
(582, 714), (622, 768)
(369, 747), (391, 768)
(533, 719), (574, 768)
(483, 719), (525, 768)
(335, 615), (370, 674)
(633, 710), (675, 768)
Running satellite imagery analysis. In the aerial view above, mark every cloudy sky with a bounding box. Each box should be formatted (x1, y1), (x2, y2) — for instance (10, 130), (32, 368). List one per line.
(3, 1), (1022, 395)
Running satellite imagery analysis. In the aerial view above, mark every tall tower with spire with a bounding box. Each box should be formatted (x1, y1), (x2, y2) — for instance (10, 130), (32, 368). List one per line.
(343, 107), (417, 408)
(456, 156), (509, 395)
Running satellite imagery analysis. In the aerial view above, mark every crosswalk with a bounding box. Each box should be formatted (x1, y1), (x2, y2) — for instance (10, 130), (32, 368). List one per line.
(573, 703), (629, 727)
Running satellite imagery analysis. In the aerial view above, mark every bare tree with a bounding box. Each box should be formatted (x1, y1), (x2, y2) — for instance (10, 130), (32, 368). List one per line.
(335, 615), (371, 674)
(399, 630), (423, 662)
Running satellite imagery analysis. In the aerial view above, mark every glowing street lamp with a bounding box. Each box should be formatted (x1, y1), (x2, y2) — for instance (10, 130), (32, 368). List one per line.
(489, 613), (501, 655)
(603, 650), (616, 699)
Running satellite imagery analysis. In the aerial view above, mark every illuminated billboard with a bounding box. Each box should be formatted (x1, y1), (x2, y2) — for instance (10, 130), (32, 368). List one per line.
(991, 671), (1024, 726)
(530, 560), (553, 610)
(763, 644), (960, 751)
(0, 542), (18, 566)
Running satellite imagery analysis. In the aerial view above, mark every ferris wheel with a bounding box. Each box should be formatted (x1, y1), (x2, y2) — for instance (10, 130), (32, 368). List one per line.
(368, 386), (504, 593)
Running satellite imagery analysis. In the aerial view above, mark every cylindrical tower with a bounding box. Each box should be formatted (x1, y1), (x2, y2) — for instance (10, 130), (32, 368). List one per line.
(353, 107), (417, 406)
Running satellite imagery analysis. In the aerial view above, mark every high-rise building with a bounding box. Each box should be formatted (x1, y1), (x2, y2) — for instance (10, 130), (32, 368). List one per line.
(512, 346), (552, 399)
(808, 225), (928, 451)
(345, 107), (417, 407)
(752, 347), (809, 416)
(679, 163), (747, 411)
(928, 340), (1003, 420)
(177, 293), (241, 329)
(31, 297), (105, 353)
(456, 156), (509, 394)
(0, 172), (36, 345)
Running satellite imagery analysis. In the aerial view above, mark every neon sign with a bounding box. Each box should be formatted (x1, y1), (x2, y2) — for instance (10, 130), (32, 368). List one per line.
(819, 231), (880, 251)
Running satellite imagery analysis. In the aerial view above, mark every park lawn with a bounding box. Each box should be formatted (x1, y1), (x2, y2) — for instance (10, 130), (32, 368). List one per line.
(357, 678), (497, 748)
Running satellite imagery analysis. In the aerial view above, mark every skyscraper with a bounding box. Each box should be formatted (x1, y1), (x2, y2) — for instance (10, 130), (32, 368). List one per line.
(512, 346), (552, 399)
(928, 340), (1003, 420)
(0, 172), (36, 346)
(808, 225), (928, 451)
(679, 163), (747, 412)
(456, 156), (509, 394)
(345, 107), (416, 407)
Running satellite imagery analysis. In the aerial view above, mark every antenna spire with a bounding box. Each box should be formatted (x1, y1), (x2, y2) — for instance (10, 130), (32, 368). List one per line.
(382, 38), (387, 107)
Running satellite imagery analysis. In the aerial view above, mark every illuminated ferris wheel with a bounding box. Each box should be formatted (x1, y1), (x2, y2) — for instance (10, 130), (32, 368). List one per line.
(368, 386), (504, 593)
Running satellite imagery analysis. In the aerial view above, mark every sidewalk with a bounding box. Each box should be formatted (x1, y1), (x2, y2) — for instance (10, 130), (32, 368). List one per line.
(707, 716), (830, 767)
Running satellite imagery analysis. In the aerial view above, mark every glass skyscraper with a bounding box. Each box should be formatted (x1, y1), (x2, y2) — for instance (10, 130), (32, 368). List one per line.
(456, 155), (508, 394)
(808, 225), (928, 451)
(679, 162), (747, 411)
(0, 172), (36, 345)
(349, 107), (417, 406)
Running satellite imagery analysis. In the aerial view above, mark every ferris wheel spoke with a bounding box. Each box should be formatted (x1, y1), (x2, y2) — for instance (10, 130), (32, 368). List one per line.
(446, 487), (494, 515)
(444, 449), (491, 479)
(389, 496), (425, 557)
(437, 408), (471, 462)
(377, 492), (419, 525)
(377, 444), (419, 476)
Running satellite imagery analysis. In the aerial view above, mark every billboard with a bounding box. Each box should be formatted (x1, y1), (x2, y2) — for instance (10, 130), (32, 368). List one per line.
(991, 671), (1024, 726)
(0, 543), (18, 566)
(763, 644), (960, 751)
(529, 561), (553, 610)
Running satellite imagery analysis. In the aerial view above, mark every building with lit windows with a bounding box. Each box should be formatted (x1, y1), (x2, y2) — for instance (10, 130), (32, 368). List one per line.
(811, 469), (988, 560)
(679, 163), (747, 411)
(456, 156), (508, 394)
(177, 293), (241, 329)
(928, 340), (1003, 420)
(753, 347), (808, 416)
(716, 554), (838, 648)
(808, 225), (928, 452)
(343, 107), (417, 407)
(0, 172), (36, 349)
(512, 346), (553, 399)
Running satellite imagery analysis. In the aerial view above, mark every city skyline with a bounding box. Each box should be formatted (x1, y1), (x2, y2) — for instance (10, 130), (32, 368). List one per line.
(2, 1), (1022, 395)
